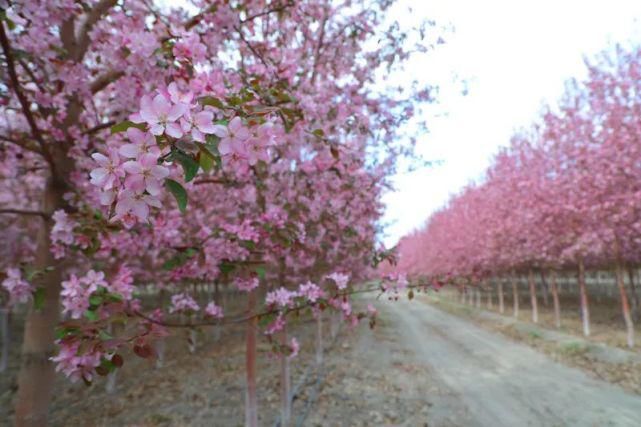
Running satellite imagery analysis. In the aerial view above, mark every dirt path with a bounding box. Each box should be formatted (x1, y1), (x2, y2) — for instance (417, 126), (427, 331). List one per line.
(386, 299), (641, 427)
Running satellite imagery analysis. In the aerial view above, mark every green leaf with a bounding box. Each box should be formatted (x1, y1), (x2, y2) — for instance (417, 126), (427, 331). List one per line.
(165, 179), (188, 213)
(198, 151), (213, 172)
(55, 326), (79, 340)
(89, 294), (103, 307)
(98, 329), (113, 341)
(110, 120), (146, 134)
(162, 248), (198, 270)
(173, 151), (199, 182)
(199, 96), (225, 109)
(255, 266), (266, 280)
(240, 240), (256, 250)
(33, 287), (45, 311)
(106, 292), (124, 303)
(312, 129), (325, 138)
(258, 312), (277, 327)
(0, 11), (16, 30)
(219, 262), (235, 274)
(85, 309), (99, 321)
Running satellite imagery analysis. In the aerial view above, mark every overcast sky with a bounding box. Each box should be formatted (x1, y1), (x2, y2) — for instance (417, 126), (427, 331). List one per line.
(380, 0), (641, 247)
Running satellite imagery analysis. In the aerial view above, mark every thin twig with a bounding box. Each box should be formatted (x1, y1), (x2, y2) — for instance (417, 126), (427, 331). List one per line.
(0, 21), (55, 170)
(0, 209), (50, 218)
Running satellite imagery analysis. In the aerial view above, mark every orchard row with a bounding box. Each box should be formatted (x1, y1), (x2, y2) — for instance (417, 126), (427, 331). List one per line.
(395, 44), (641, 348)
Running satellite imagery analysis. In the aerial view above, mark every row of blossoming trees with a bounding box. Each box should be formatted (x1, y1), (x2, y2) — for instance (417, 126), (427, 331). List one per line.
(0, 1), (432, 426)
(394, 44), (641, 350)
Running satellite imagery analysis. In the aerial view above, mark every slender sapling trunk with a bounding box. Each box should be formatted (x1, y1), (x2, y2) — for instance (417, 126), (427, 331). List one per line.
(528, 269), (538, 323)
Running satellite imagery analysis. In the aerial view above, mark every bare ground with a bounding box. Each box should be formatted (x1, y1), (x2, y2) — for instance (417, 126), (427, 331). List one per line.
(390, 297), (641, 427)
(3, 296), (641, 426)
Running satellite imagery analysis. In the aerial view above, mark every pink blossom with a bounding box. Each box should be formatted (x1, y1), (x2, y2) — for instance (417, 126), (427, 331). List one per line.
(61, 271), (105, 319)
(266, 287), (296, 308)
(51, 210), (77, 247)
(204, 301), (224, 318)
(167, 82), (194, 106)
(109, 266), (134, 300)
(51, 341), (102, 383)
(326, 272), (349, 290)
(90, 149), (124, 190)
(173, 33), (207, 63)
(169, 293), (200, 314)
(135, 94), (186, 137)
(122, 153), (169, 196)
(213, 117), (250, 155)
(180, 110), (216, 142)
(118, 128), (159, 159)
(114, 189), (162, 223)
(235, 277), (259, 292)
(264, 314), (285, 335)
(1, 268), (32, 305)
(297, 281), (324, 303)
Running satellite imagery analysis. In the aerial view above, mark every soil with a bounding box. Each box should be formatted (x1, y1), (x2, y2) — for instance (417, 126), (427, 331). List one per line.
(0, 300), (472, 427)
(3, 293), (641, 426)
(393, 296), (641, 426)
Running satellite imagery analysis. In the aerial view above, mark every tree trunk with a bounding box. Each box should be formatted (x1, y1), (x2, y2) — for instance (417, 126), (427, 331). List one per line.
(550, 270), (561, 329)
(539, 270), (549, 307)
(155, 339), (166, 369)
(330, 311), (339, 339)
(245, 291), (258, 427)
(486, 281), (493, 309)
(315, 313), (323, 366)
(498, 279), (505, 314)
(528, 269), (538, 323)
(628, 268), (640, 322)
(616, 262), (635, 348)
(475, 287), (481, 308)
(578, 259), (591, 337)
(0, 307), (9, 372)
(15, 176), (67, 427)
(280, 323), (291, 425)
(188, 329), (197, 354)
(512, 276), (519, 319)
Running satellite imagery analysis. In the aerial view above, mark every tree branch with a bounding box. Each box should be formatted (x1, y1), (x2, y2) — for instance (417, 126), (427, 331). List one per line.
(0, 21), (55, 170)
(90, 70), (124, 94)
(0, 209), (50, 219)
(75, 0), (118, 61)
(83, 121), (116, 135)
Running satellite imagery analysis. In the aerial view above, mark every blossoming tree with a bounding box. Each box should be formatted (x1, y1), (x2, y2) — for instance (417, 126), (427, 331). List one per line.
(0, 1), (433, 425)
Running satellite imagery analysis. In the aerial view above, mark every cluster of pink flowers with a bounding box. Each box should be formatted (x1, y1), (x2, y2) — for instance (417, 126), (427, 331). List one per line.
(169, 293), (200, 314)
(109, 266), (134, 301)
(382, 273), (408, 295)
(204, 301), (224, 318)
(297, 281), (324, 303)
(224, 220), (260, 242)
(1, 268), (32, 305)
(90, 82), (220, 226)
(326, 272), (349, 290)
(61, 270), (107, 319)
(235, 277), (259, 292)
(50, 210), (79, 259)
(264, 314), (286, 335)
(212, 118), (275, 174)
(50, 341), (103, 383)
(265, 288), (297, 308)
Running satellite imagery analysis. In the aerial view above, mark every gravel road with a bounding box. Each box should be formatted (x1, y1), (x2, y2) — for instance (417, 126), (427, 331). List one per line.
(385, 299), (641, 427)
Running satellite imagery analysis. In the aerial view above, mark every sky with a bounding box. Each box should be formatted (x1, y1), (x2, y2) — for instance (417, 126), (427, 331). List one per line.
(380, 0), (641, 247)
